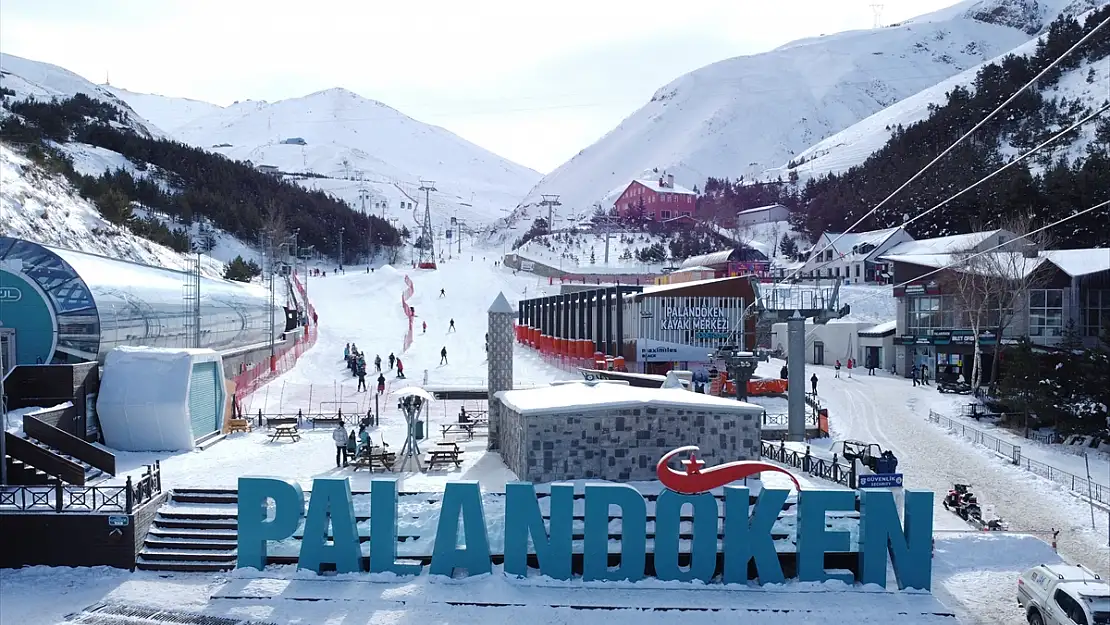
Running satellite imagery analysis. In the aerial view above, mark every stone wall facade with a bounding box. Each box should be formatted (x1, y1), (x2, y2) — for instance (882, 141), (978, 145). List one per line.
(500, 404), (761, 482)
(487, 296), (515, 451)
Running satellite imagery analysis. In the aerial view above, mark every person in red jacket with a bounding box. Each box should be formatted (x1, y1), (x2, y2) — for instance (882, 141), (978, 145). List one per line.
(396, 358), (406, 379)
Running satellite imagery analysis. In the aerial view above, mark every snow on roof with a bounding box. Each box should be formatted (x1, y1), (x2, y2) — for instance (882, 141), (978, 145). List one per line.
(679, 249), (735, 269)
(880, 252), (1047, 280)
(737, 204), (786, 215)
(823, 227), (902, 256)
(859, 320), (897, 337)
(633, 179), (697, 196)
(672, 265), (715, 272)
(1040, 248), (1110, 278)
(884, 230), (1007, 255)
(639, 274), (742, 295)
(497, 381), (764, 416)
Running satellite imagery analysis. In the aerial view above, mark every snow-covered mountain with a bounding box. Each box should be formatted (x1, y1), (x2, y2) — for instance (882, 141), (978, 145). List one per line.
(764, 0), (1109, 182)
(0, 53), (160, 137)
(107, 86), (542, 229)
(515, 0), (1082, 218)
(103, 85), (224, 133)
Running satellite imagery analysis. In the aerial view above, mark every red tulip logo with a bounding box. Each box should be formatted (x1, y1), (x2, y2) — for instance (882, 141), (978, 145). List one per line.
(656, 445), (802, 494)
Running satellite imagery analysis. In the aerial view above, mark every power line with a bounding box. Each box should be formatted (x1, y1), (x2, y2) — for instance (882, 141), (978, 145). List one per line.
(797, 199), (1110, 339)
(781, 12), (1110, 285)
(793, 101), (1110, 279)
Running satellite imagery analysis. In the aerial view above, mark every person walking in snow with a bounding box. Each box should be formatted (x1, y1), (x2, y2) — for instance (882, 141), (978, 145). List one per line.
(346, 429), (357, 460)
(344, 343), (351, 361)
(846, 358), (853, 379)
(911, 365), (919, 387)
(333, 422), (350, 467)
(422, 321), (427, 334)
(834, 360), (841, 378)
(357, 367), (367, 392)
(374, 354), (381, 372)
(440, 288), (446, 298)
(388, 353), (395, 370)
(376, 373), (386, 395)
(921, 364), (930, 386)
(440, 347), (448, 365)
(810, 373), (818, 396)
(396, 358), (406, 379)
(448, 319), (456, 333)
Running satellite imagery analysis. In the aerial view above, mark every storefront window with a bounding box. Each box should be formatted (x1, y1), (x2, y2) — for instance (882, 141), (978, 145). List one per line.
(907, 295), (955, 334)
(1029, 289), (1064, 339)
(1083, 289), (1110, 337)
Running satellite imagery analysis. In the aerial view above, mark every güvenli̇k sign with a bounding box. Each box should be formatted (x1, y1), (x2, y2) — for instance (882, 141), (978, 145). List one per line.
(237, 445), (933, 590)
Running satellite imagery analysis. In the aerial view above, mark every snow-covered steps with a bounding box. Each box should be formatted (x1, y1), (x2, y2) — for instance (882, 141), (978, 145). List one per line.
(59, 601), (275, 624)
(137, 490), (242, 573)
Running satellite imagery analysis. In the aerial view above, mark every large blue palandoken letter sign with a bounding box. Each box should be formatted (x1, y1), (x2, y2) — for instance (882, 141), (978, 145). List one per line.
(237, 477), (932, 590)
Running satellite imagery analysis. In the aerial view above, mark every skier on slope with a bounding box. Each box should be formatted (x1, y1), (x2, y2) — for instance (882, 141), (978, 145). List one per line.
(376, 373), (386, 395)
(423, 321), (427, 334)
(440, 347), (448, 365)
(440, 288), (446, 298)
(388, 353), (395, 370)
(374, 354), (382, 372)
(357, 367), (367, 392)
(448, 319), (456, 333)
(396, 358), (406, 379)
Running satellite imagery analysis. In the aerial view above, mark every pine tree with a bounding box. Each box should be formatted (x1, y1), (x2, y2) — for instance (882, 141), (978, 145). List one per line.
(590, 248), (596, 264)
(224, 255), (262, 282)
(779, 234), (798, 258)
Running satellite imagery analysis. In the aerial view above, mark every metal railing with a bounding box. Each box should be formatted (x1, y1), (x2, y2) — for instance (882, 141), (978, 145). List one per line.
(254, 409), (366, 429)
(761, 413), (819, 428)
(0, 461), (162, 513)
(927, 411), (1107, 506)
(761, 439), (854, 488)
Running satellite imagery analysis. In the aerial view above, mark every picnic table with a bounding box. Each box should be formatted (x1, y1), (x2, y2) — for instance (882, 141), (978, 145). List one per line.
(269, 424), (300, 443)
(351, 446), (396, 472)
(440, 418), (489, 440)
(427, 441), (463, 470)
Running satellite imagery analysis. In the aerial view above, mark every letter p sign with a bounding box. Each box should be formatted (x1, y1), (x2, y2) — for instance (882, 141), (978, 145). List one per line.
(238, 477), (305, 570)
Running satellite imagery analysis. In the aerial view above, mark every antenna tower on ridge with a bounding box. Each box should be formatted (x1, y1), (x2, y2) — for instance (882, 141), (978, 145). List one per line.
(870, 4), (884, 28)
(418, 180), (437, 267)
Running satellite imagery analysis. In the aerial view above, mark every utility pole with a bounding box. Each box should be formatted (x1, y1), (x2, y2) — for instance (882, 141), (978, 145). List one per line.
(338, 227), (345, 268)
(596, 203), (614, 264)
(870, 4), (884, 28)
(540, 194), (561, 232)
(418, 180), (437, 266)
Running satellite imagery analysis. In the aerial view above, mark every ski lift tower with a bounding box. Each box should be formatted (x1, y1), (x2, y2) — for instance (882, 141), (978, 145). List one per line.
(750, 278), (849, 442)
(392, 387), (431, 472)
(417, 180), (437, 269)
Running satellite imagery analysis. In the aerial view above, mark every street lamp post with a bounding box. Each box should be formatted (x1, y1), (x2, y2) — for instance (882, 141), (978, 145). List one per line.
(338, 227), (345, 269)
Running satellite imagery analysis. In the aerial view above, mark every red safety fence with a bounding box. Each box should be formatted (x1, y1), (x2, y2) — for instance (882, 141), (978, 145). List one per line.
(231, 272), (319, 403)
(401, 275), (415, 352)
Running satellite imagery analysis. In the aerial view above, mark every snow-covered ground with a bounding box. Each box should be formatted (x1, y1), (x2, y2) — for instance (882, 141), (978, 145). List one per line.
(756, 357), (1110, 577)
(512, 231), (670, 273)
(515, 1), (1039, 216)
(0, 143), (228, 278)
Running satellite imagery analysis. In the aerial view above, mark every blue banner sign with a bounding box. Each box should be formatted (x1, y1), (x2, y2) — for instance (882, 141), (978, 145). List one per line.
(858, 474), (905, 489)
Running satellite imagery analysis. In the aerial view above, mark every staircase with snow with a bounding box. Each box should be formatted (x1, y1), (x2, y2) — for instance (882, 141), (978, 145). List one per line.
(138, 489), (240, 572)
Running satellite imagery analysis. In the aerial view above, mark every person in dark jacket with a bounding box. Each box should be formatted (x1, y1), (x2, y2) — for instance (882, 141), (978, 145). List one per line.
(440, 347), (448, 365)
(780, 364), (789, 380)
(357, 368), (367, 392)
(377, 373), (386, 395)
(810, 373), (819, 395)
(388, 353), (395, 370)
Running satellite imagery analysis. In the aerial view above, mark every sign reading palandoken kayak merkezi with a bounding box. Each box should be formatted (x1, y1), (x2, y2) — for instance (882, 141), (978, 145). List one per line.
(238, 447), (933, 590)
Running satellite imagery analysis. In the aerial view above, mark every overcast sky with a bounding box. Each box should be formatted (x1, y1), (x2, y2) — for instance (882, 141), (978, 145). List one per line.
(1, 0), (962, 173)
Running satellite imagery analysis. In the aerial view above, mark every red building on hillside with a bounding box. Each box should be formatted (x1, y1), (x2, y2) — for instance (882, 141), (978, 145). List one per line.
(614, 174), (697, 222)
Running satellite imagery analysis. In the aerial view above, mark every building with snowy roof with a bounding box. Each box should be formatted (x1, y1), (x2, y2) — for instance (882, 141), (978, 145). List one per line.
(613, 173), (697, 223)
(880, 246), (1110, 381)
(800, 227), (912, 284)
(496, 379), (763, 482)
(736, 203), (790, 227)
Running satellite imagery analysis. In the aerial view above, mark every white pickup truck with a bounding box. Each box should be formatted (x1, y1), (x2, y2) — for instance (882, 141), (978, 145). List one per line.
(1017, 563), (1110, 625)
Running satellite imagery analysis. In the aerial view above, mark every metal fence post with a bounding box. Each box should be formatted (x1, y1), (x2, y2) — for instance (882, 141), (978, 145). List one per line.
(54, 481), (63, 513)
(125, 476), (133, 513)
(1013, 446), (1021, 465)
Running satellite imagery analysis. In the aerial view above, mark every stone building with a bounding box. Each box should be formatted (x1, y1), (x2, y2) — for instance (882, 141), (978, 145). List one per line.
(495, 380), (764, 482)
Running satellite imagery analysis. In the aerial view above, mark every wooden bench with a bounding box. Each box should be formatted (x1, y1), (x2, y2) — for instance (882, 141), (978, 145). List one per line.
(269, 424), (300, 443)
(227, 418), (252, 433)
(427, 441), (462, 470)
(310, 415), (344, 429)
(351, 446), (397, 472)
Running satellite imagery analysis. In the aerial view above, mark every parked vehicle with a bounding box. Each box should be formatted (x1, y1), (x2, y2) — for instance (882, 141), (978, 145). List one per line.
(1017, 563), (1109, 625)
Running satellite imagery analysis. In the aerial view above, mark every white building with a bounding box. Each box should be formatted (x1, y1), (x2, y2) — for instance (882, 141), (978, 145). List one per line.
(771, 320), (896, 370)
(736, 204), (790, 227)
(801, 227), (912, 283)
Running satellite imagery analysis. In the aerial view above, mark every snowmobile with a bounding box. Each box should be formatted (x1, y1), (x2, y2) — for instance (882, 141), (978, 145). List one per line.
(943, 483), (972, 512)
(943, 483), (1008, 531)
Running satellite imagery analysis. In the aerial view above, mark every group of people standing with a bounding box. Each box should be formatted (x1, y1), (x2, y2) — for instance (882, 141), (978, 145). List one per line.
(344, 344), (405, 395)
(331, 418), (377, 467)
